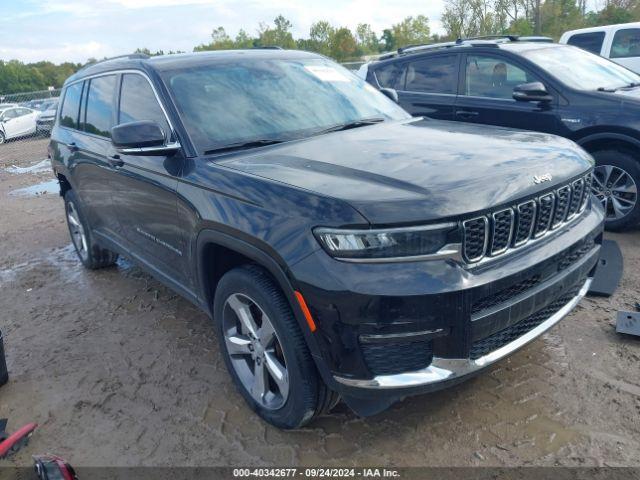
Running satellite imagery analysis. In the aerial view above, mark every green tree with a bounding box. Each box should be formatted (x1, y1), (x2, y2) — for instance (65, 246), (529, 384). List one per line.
(391, 15), (431, 49)
(258, 15), (296, 48)
(194, 26), (235, 51)
(309, 20), (334, 55)
(329, 27), (357, 61)
(355, 23), (379, 55)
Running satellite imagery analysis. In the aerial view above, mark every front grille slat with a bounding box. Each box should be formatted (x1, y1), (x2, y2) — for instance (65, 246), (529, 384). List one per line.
(462, 173), (591, 264)
(514, 201), (536, 246)
(490, 209), (514, 256)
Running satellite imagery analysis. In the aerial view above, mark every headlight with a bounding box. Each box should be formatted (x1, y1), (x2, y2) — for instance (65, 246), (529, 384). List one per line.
(313, 223), (460, 262)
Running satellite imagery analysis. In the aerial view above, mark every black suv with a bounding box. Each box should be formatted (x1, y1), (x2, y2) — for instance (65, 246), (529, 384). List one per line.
(361, 37), (640, 230)
(49, 50), (603, 428)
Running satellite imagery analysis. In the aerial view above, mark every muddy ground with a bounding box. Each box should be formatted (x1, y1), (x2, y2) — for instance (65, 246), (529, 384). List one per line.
(0, 137), (639, 467)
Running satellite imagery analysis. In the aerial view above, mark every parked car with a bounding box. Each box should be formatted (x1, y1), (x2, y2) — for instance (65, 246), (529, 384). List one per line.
(0, 106), (38, 144)
(36, 100), (59, 135)
(50, 51), (603, 428)
(560, 23), (640, 73)
(361, 37), (640, 230)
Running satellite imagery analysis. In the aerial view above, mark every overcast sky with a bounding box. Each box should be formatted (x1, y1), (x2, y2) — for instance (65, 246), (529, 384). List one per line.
(1, 0), (449, 64)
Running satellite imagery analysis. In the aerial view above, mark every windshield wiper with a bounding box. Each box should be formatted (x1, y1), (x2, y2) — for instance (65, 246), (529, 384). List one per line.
(597, 82), (640, 92)
(311, 117), (385, 136)
(203, 139), (285, 155)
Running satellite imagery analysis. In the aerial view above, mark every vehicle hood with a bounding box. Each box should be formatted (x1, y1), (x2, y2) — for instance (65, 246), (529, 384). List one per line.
(218, 119), (593, 225)
(613, 86), (640, 103)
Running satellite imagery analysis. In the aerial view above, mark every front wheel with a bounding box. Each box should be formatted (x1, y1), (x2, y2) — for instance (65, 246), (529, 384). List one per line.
(591, 150), (640, 231)
(0, 131), (5, 144)
(214, 265), (334, 429)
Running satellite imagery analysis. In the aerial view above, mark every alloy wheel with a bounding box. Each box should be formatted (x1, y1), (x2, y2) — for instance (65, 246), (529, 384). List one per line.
(67, 201), (89, 261)
(222, 293), (289, 410)
(592, 165), (638, 221)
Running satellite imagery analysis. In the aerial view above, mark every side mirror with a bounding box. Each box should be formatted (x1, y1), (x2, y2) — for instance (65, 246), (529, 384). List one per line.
(513, 82), (553, 103)
(380, 87), (399, 103)
(111, 121), (180, 155)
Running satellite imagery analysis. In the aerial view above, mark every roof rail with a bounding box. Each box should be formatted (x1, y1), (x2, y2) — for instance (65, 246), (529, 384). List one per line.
(78, 53), (150, 72)
(252, 46), (283, 50)
(462, 35), (520, 42)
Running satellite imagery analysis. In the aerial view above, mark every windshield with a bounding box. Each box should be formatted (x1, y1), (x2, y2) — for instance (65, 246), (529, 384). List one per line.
(521, 44), (640, 90)
(162, 56), (410, 153)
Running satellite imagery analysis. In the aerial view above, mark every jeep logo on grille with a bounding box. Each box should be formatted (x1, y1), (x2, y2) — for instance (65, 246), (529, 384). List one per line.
(533, 173), (553, 184)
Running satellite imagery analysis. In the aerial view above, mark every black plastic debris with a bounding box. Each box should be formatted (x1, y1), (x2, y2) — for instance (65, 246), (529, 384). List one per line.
(588, 239), (623, 297)
(0, 330), (7, 387)
(616, 311), (640, 337)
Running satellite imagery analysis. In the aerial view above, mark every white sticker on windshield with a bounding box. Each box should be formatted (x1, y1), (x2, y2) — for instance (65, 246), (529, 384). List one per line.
(305, 65), (350, 82)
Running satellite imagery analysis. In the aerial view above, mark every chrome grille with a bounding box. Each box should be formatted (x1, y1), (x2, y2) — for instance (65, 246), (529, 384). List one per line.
(514, 201), (536, 246)
(534, 193), (554, 238)
(462, 217), (488, 262)
(552, 185), (571, 228)
(567, 178), (585, 219)
(462, 173), (592, 264)
(490, 209), (514, 256)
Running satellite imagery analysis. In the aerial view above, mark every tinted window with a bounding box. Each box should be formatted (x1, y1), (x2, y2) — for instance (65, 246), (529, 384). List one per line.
(118, 74), (171, 139)
(374, 62), (405, 89)
(60, 83), (83, 129)
(16, 108), (31, 116)
(83, 75), (116, 138)
(2, 109), (17, 119)
(465, 55), (539, 99)
(567, 32), (605, 55)
(405, 56), (457, 94)
(611, 28), (640, 59)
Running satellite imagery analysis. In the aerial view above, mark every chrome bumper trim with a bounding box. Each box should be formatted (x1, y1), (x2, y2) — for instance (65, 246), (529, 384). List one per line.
(334, 278), (592, 389)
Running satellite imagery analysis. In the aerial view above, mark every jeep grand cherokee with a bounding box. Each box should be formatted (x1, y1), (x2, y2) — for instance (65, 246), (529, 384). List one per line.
(49, 50), (604, 428)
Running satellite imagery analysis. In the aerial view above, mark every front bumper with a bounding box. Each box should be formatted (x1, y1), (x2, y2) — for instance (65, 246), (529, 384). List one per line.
(333, 277), (591, 389)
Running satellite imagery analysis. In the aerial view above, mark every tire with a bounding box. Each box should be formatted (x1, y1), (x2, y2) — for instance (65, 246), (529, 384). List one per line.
(214, 265), (333, 429)
(591, 150), (640, 231)
(0, 131), (5, 144)
(64, 189), (119, 269)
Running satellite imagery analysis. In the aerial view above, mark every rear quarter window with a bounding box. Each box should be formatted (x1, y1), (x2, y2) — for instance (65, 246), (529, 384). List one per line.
(566, 32), (605, 55)
(59, 83), (83, 129)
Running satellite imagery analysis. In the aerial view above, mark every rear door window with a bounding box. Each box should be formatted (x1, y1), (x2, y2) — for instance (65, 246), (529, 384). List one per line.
(118, 73), (171, 139)
(82, 74), (117, 138)
(610, 28), (640, 58)
(566, 32), (605, 55)
(60, 82), (83, 129)
(404, 55), (457, 94)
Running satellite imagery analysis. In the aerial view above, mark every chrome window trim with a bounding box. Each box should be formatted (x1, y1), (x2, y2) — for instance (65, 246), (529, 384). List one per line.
(60, 69), (177, 142)
(462, 216), (489, 263)
(489, 208), (515, 256)
(514, 200), (537, 247)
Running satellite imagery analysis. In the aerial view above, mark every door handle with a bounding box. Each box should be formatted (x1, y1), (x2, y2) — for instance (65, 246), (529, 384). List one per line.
(108, 154), (124, 168)
(66, 142), (79, 152)
(456, 110), (480, 118)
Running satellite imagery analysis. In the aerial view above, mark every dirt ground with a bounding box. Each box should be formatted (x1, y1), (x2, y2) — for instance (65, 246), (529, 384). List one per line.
(0, 137), (639, 468)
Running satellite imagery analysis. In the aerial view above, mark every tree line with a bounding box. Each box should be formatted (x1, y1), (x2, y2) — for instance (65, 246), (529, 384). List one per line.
(2, 0), (640, 94)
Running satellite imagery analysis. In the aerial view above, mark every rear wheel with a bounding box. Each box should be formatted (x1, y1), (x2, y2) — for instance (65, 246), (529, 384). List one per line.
(591, 150), (640, 231)
(214, 265), (334, 428)
(64, 189), (119, 269)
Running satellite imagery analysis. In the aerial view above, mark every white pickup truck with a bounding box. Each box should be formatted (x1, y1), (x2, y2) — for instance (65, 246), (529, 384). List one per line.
(560, 22), (640, 73)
